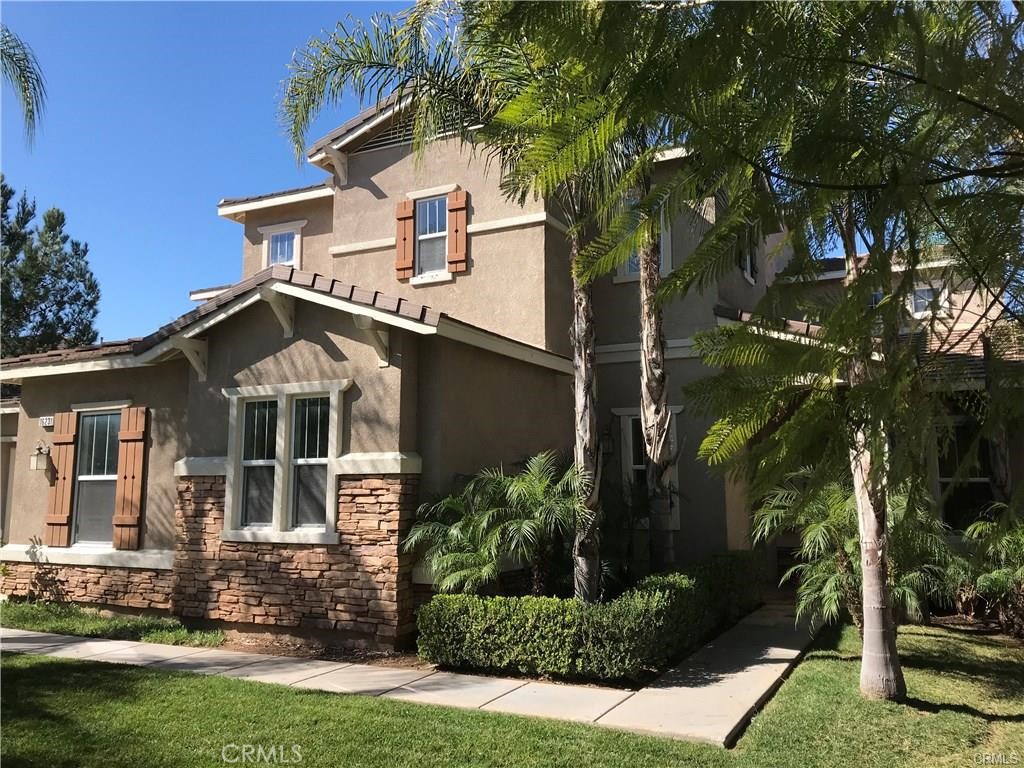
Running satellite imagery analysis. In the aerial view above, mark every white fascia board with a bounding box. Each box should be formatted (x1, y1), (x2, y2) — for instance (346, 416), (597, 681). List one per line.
(436, 319), (574, 375)
(0, 543), (174, 570)
(268, 281), (437, 335)
(596, 338), (698, 365)
(189, 287), (229, 302)
(0, 355), (154, 382)
(0, 406), (19, 415)
(217, 187), (333, 220)
(654, 146), (690, 162)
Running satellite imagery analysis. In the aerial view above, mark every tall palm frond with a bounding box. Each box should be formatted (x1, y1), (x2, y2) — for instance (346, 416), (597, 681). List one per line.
(1, 24), (46, 145)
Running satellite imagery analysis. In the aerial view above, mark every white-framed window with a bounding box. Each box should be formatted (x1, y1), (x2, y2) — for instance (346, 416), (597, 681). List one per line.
(414, 196), (448, 279)
(613, 407), (682, 490)
(869, 290), (885, 310)
(910, 284), (949, 319)
(223, 379), (352, 544)
(72, 411), (120, 545)
(737, 222), (760, 285)
(614, 211), (671, 283)
(258, 220), (307, 269)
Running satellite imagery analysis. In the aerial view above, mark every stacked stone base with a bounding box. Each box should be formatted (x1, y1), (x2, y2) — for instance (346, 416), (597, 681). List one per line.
(172, 475), (417, 649)
(0, 562), (172, 610)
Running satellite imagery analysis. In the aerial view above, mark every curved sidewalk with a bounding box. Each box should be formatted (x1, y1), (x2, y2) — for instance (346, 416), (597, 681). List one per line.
(1, 602), (814, 746)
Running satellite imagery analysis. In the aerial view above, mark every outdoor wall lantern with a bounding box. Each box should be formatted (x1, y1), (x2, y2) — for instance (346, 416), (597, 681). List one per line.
(29, 442), (50, 471)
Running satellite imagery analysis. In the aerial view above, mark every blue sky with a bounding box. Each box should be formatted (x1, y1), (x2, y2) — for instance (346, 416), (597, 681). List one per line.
(2, 1), (406, 341)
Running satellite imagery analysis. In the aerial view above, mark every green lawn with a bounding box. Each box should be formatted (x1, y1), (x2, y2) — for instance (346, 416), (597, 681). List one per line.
(2, 623), (1021, 768)
(0, 600), (224, 647)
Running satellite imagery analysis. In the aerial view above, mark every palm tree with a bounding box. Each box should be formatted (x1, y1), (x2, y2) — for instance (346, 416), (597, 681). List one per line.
(1, 24), (46, 144)
(403, 451), (590, 595)
(281, 3), (621, 601)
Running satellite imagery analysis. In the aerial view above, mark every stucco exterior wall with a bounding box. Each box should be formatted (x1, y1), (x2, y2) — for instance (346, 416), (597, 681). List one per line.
(241, 197), (335, 279)
(184, 300), (409, 458)
(6, 361), (190, 550)
(415, 336), (573, 499)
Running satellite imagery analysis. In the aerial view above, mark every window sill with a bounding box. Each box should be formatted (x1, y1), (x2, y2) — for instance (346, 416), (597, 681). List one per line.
(409, 271), (454, 286)
(0, 543), (174, 570)
(220, 529), (340, 545)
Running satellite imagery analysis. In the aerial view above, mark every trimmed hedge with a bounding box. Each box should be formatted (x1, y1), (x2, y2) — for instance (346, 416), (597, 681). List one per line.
(416, 551), (766, 683)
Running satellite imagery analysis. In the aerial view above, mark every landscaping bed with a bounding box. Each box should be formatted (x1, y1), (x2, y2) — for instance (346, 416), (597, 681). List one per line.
(417, 551), (765, 683)
(0, 600), (224, 647)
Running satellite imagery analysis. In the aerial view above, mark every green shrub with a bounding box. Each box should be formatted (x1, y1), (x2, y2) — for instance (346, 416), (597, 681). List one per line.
(417, 550), (764, 683)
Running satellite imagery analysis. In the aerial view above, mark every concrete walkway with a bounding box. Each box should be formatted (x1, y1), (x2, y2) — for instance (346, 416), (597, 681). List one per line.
(1, 602), (814, 746)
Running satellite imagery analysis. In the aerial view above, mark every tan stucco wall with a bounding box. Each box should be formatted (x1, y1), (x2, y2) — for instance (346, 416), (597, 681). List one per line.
(241, 197), (335, 279)
(6, 361), (190, 550)
(185, 300), (408, 457)
(415, 336), (573, 499)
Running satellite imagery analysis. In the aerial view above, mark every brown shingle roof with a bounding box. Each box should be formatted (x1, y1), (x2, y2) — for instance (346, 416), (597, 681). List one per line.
(218, 183), (329, 208)
(713, 304), (825, 339)
(1, 338), (143, 368)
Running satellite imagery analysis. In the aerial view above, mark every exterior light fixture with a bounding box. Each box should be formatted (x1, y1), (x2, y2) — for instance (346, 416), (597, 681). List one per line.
(29, 442), (50, 471)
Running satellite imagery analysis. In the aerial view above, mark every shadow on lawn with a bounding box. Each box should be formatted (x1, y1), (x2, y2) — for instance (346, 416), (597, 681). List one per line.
(1, 655), (173, 768)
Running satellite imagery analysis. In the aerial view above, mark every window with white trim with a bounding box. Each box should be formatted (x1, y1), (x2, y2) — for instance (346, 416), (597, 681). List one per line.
(223, 380), (350, 544)
(618, 411), (679, 490)
(415, 196), (448, 278)
(73, 411), (120, 544)
(615, 209), (671, 282)
(258, 220), (307, 269)
(737, 222), (760, 284)
(911, 284), (948, 318)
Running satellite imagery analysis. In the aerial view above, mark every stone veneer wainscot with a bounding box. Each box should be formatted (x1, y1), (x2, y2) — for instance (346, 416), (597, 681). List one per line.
(171, 474), (418, 648)
(1, 562), (173, 609)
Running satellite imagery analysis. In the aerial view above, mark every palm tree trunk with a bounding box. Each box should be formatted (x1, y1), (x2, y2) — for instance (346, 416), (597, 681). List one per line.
(839, 204), (905, 701)
(638, 240), (674, 571)
(570, 252), (602, 602)
(848, 414), (906, 700)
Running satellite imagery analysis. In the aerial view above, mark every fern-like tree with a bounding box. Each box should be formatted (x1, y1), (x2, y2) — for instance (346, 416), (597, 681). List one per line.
(1, 24), (46, 144)
(403, 451), (590, 595)
(485, 0), (1023, 703)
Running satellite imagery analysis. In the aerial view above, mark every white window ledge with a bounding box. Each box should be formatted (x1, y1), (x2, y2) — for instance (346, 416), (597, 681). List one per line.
(174, 456), (228, 477)
(409, 271), (454, 286)
(0, 544), (174, 571)
(219, 529), (340, 545)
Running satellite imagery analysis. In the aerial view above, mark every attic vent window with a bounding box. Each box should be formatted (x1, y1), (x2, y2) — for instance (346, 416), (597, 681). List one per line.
(354, 115), (416, 153)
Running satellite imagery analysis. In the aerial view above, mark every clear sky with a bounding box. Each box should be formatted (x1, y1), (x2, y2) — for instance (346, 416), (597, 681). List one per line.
(2, 1), (407, 341)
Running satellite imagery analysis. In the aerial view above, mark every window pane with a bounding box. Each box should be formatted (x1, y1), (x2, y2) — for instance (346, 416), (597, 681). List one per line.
(74, 479), (116, 543)
(416, 197), (446, 236)
(242, 466), (274, 526)
(417, 236), (446, 275)
(77, 412), (120, 477)
(630, 417), (645, 467)
(292, 464), (328, 527)
(293, 397), (329, 459)
(269, 232), (294, 265)
(914, 287), (937, 313)
(243, 401), (277, 461)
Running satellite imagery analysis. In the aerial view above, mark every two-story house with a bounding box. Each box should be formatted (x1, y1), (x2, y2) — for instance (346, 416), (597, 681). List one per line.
(0, 100), (808, 648)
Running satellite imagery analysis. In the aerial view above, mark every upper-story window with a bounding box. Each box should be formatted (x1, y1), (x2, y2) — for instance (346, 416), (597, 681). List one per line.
(869, 290), (884, 310)
(737, 222), (760, 285)
(415, 196), (448, 278)
(614, 209), (671, 283)
(911, 284), (949, 318)
(258, 220), (307, 270)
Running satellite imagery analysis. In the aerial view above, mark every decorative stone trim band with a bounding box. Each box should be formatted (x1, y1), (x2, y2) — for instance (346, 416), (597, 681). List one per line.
(174, 456), (227, 476)
(0, 543), (174, 570)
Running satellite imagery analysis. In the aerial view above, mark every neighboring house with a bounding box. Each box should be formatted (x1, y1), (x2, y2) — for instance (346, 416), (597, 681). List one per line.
(4, 99), (1002, 648)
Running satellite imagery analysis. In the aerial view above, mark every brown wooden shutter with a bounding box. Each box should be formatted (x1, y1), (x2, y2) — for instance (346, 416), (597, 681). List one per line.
(112, 406), (147, 550)
(395, 200), (415, 280)
(44, 411), (78, 547)
(447, 190), (468, 274)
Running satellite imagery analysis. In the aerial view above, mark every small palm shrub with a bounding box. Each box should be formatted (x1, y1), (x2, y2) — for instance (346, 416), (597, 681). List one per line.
(755, 473), (953, 631)
(964, 505), (1024, 637)
(403, 451), (590, 595)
